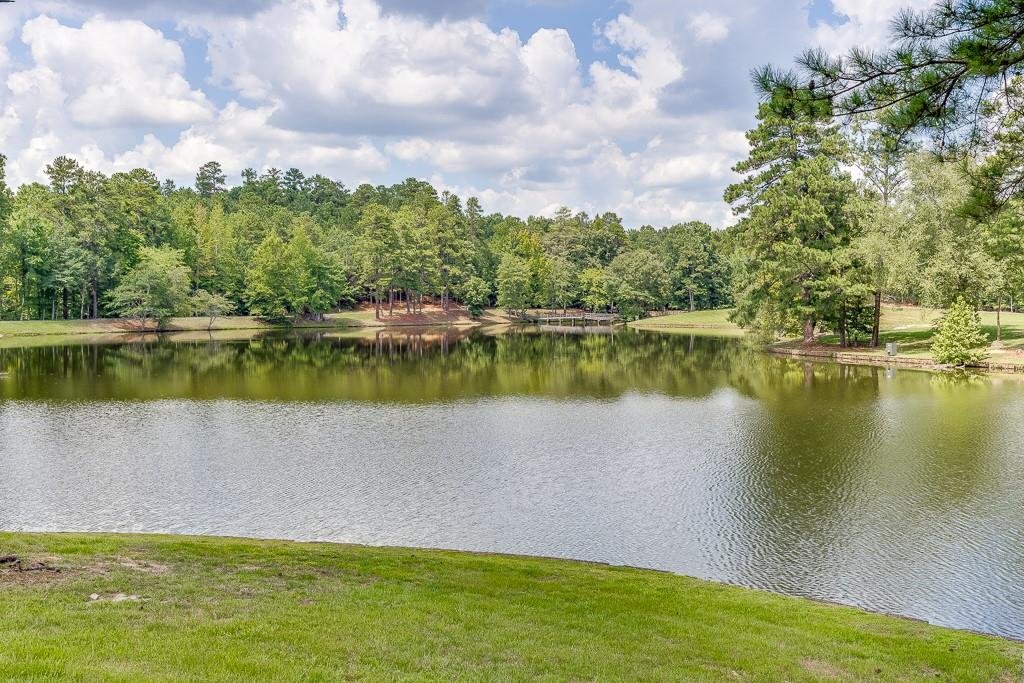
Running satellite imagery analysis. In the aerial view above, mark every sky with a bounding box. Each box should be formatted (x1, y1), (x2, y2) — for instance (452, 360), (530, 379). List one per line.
(0, 0), (933, 227)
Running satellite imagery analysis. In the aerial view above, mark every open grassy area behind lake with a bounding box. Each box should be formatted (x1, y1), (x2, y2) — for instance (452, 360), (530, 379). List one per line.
(0, 307), (493, 339)
(631, 305), (1024, 367)
(629, 308), (741, 331)
(0, 533), (1020, 682)
(811, 306), (1024, 366)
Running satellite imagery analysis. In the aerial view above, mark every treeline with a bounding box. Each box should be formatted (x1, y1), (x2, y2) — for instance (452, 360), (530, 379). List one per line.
(727, 104), (1024, 347)
(728, 0), (1024, 348)
(0, 157), (731, 324)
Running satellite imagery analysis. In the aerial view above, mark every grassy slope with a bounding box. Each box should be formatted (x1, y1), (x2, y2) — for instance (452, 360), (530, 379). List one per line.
(0, 308), (483, 338)
(810, 306), (1024, 366)
(629, 308), (739, 330)
(0, 533), (1019, 682)
(628, 306), (1024, 366)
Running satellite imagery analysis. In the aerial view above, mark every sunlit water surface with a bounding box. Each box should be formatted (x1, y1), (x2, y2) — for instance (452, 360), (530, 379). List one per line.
(1, 327), (1022, 638)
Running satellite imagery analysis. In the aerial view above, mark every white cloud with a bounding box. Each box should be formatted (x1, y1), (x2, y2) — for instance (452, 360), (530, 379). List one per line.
(689, 11), (731, 44)
(813, 0), (935, 51)
(189, 0), (532, 135)
(53, 103), (390, 186)
(20, 15), (214, 128)
(177, 0), (720, 224)
(0, 0), (828, 227)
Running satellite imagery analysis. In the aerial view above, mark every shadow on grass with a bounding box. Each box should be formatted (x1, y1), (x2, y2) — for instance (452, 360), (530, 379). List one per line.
(816, 328), (934, 353)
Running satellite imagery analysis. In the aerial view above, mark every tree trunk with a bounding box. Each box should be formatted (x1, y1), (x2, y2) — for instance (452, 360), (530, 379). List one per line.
(688, 288), (694, 312)
(997, 300), (1003, 342)
(871, 290), (881, 348)
(61, 288), (69, 320)
(91, 281), (98, 319)
(389, 288), (394, 316)
(802, 286), (815, 344)
(839, 303), (848, 349)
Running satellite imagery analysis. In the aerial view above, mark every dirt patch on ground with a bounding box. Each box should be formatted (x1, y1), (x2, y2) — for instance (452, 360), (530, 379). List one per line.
(0, 555), (66, 586)
(355, 303), (476, 326)
(83, 556), (174, 577)
(113, 557), (172, 575)
(89, 592), (143, 604)
(800, 658), (850, 680)
(1, 551), (177, 587)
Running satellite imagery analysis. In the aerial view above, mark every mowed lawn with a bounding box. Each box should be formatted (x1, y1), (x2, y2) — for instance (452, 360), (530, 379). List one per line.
(0, 308), (475, 339)
(0, 315), (346, 337)
(630, 308), (740, 331)
(0, 533), (1019, 682)
(814, 306), (1024, 364)
(630, 306), (1024, 365)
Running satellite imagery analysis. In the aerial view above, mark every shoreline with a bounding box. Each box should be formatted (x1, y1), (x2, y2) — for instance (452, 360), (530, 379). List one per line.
(0, 310), (509, 340)
(4, 528), (1015, 642)
(1, 530), (1019, 680)
(766, 343), (1024, 374)
(3, 309), (1023, 376)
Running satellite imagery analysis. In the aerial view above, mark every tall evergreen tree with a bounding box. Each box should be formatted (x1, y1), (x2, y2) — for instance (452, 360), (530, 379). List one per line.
(195, 161), (227, 198)
(725, 105), (859, 342)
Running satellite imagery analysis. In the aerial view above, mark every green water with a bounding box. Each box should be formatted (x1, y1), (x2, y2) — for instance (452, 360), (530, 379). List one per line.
(1, 326), (1022, 637)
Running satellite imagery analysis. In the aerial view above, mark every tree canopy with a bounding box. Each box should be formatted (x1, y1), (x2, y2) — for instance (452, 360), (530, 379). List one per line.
(0, 159), (732, 325)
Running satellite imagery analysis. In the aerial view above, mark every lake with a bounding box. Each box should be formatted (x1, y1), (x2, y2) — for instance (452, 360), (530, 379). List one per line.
(1, 326), (1022, 638)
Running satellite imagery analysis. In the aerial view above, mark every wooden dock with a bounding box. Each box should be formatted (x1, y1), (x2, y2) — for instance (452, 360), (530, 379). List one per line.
(514, 312), (622, 326)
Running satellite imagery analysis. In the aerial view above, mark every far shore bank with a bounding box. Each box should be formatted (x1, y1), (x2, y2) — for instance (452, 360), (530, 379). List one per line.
(0, 531), (1019, 681)
(632, 306), (1024, 374)
(766, 342), (1024, 374)
(0, 306), (515, 340)
(5, 305), (1024, 376)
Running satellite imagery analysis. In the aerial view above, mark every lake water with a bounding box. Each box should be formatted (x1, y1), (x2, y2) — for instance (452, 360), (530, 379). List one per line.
(1, 327), (1022, 638)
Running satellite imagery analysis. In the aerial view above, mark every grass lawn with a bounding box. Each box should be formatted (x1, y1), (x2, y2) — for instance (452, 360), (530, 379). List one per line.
(0, 307), (483, 340)
(629, 308), (740, 331)
(0, 316), (279, 338)
(0, 533), (1019, 682)
(810, 305), (1024, 366)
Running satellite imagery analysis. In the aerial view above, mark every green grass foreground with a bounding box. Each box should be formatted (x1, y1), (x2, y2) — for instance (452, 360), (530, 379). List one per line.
(0, 533), (1019, 682)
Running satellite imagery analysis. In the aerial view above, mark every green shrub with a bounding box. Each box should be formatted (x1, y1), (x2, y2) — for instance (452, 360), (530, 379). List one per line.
(931, 298), (988, 367)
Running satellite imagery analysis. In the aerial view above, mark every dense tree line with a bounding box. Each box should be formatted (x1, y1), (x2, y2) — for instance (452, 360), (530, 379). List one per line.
(0, 156), (731, 325)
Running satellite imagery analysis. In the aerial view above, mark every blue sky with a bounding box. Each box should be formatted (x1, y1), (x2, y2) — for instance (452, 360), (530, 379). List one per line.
(0, 0), (931, 226)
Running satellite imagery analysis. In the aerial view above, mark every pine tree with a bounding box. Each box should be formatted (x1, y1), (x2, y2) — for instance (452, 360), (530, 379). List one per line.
(931, 298), (988, 367)
(725, 104), (859, 342)
(195, 161), (226, 198)
(356, 204), (399, 318)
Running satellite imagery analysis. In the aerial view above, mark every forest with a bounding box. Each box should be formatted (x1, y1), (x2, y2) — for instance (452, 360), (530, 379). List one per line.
(0, 156), (731, 326)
